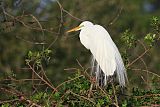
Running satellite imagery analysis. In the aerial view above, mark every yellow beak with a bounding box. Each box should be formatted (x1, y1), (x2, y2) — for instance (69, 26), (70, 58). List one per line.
(67, 26), (81, 33)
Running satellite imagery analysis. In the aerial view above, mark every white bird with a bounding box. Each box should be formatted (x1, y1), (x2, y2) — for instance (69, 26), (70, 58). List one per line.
(67, 21), (128, 87)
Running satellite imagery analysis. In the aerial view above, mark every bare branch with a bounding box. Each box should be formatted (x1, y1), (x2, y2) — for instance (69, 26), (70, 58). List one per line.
(27, 63), (57, 92)
(127, 48), (150, 68)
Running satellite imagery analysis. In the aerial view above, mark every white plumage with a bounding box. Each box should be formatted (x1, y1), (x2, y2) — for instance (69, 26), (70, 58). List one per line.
(67, 21), (128, 87)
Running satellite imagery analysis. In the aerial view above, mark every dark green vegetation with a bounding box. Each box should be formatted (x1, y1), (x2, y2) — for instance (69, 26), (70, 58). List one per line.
(0, 0), (160, 106)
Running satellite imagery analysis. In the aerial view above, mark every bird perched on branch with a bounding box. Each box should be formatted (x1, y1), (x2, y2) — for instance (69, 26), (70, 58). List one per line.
(67, 21), (128, 87)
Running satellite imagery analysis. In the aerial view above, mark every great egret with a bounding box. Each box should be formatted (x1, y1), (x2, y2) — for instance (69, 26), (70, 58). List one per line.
(67, 21), (128, 87)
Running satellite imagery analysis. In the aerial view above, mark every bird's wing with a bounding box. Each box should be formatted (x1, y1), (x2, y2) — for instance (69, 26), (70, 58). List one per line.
(89, 25), (116, 76)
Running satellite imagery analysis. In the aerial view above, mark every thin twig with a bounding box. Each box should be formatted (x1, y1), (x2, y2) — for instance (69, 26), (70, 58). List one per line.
(134, 94), (160, 98)
(69, 90), (96, 105)
(131, 68), (160, 78)
(48, 75), (84, 100)
(0, 99), (19, 105)
(40, 65), (53, 86)
(109, 7), (123, 26)
(140, 58), (150, 89)
(16, 36), (47, 45)
(30, 14), (44, 35)
(46, 35), (59, 49)
(112, 83), (119, 106)
(64, 68), (79, 71)
(1, 78), (41, 82)
(76, 59), (84, 70)
(27, 63), (57, 91)
(3, 11), (58, 34)
(55, 0), (83, 21)
(127, 48), (150, 67)
(55, 75), (84, 90)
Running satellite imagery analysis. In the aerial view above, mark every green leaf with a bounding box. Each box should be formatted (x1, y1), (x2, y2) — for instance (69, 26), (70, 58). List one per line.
(28, 51), (33, 58)
(121, 29), (137, 48)
(1, 103), (10, 107)
(53, 92), (60, 101)
(144, 33), (156, 47)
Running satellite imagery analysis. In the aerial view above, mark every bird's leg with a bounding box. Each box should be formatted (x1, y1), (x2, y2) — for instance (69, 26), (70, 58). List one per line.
(88, 76), (96, 98)
(88, 83), (93, 98)
(111, 82), (119, 106)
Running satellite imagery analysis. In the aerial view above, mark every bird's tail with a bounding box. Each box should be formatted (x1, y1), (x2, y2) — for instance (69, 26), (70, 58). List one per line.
(115, 50), (128, 87)
(90, 54), (128, 87)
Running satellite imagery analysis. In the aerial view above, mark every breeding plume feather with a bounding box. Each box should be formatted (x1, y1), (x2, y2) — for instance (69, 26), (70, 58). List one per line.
(67, 21), (128, 87)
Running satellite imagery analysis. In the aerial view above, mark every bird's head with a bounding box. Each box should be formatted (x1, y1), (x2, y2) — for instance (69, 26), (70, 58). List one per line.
(67, 21), (93, 33)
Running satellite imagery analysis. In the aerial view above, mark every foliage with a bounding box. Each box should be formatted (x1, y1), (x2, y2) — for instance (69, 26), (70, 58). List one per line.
(144, 33), (156, 47)
(121, 29), (137, 49)
(0, 70), (160, 106)
(26, 49), (52, 68)
(144, 16), (160, 47)
(121, 29), (137, 65)
(151, 16), (160, 33)
(124, 88), (160, 106)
